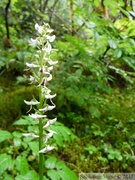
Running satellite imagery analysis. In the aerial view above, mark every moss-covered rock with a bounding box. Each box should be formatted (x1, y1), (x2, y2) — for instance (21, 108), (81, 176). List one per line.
(0, 86), (38, 128)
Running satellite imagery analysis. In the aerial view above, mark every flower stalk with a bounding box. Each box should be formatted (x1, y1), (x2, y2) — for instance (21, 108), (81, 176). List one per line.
(24, 23), (57, 180)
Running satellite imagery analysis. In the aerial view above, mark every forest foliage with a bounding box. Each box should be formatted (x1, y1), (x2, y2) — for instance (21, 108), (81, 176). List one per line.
(0, 0), (135, 179)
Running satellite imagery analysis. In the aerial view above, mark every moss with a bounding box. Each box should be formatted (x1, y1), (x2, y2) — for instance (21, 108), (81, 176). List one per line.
(0, 86), (38, 128)
(56, 137), (135, 175)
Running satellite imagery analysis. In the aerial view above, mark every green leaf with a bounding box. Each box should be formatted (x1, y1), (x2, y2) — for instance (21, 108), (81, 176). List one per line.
(3, 174), (13, 180)
(13, 118), (30, 125)
(108, 153), (115, 160)
(11, 0), (19, 5)
(13, 137), (22, 147)
(57, 126), (71, 142)
(108, 150), (123, 161)
(114, 49), (122, 58)
(93, 30), (100, 43)
(12, 131), (22, 138)
(45, 156), (57, 169)
(53, 133), (63, 147)
(0, 154), (13, 176)
(15, 175), (26, 180)
(13, 116), (37, 125)
(56, 161), (66, 170)
(98, 156), (108, 163)
(116, 154), (123, 161)
(123, 57), (135, 70)
(16, 170), (39, 180)
(23, 170), (38, 180)
(16, 156), (29, 175)
(104, 0), (119, 16)
(29, 141), (39, 154)
(0, 130), (13, 142)
(47, 169), (61, 180)
(58, 170), (70, 180)
(119, 7), (131, 19)
(89, 106), (100, 118)
(108, 39), (117, 49)
(50, 122), (76, 145)
(85, 145), (97, 154)
(94, 0), (100, 7)
(15, 175), (37, 180)
(62, 166), (78, 180)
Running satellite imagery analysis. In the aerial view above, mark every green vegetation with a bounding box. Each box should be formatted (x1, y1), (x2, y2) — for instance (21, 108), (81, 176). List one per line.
(0, 0), (135, 179)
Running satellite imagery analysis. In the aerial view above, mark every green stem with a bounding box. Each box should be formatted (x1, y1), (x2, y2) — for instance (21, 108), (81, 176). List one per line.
(39, 118), (44, 180)
(39, 86), (44, 180)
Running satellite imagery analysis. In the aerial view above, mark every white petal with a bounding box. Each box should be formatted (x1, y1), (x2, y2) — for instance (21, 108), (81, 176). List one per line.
(40, 66), (53, 74)
(39, 105), (55, 112)
(47, 129), (57, 134)
(35, 23), (43, 34)
(48, 60), (58, 65)
(45, 94), (56, 99)
(37, 77), (46, 87)
(39, 145), (55, 153)
(43, 42), (52, 54)
(43, 118), (57, 128)
(47, 74), (52, 81)
(47, 35), (55, 42)
(42, 71), (50, 75)
(24, 100), (40, 106)
(26, 62), (39, 68)
(29, 113), (47, 119)
(48, 66), (53, 71)
(46, 29), (54, 33)
(44, 130), (56, 142)
(29, 75), (35, 83)
(42, 87), (51, 94)
(29, 38), (39, 47)
(23, 133), (39, 138)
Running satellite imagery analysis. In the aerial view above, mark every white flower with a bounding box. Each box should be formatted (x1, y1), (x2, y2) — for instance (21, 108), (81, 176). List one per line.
(42, 86), (50, 93)
(29, 75), (35, 84)
(37, 74), (52, 85)
(46, 29), (54, 33)
(48, 66), (53, 71)
(23, 133), (39, 138)
(24, 100), (40, 113)
(26, 62), (39, 68)
(37, 76), (53, 87)
(35, 54), (39, 58)
(43, 118), (57, 128)
(39, 105), (55, 112)
(24, 100), (40, 106)
(35, 23), (43, 34)
(48, 60), (58, 65)
(37, 77), (46, 87)
(45, 93), (56, 99)
(41, 88), (56, 99)
(47, 74), (52, 81)
(44, 130), (56, 142)
(29, 38), (39, 47)
(39, 145), (55, 153)
(43, 42), (52, 54)
(47, 35), (56, 42)
(39, 66), (53, 74)
(29, 113), (47, 119)
(47, 129), (57, 134)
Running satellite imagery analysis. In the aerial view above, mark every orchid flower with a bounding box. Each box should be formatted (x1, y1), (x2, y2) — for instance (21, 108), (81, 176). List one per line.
(43, 118), (57, 128)
(39, 145), (55, 153)
(25, 23), (57, 179)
